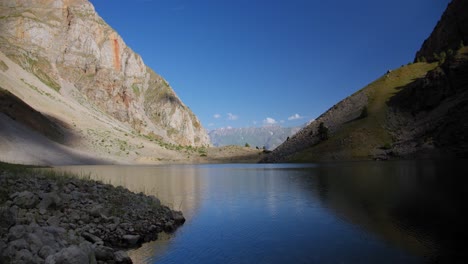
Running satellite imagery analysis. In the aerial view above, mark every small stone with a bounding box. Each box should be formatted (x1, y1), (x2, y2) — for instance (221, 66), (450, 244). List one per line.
(26, 232), (44, 254)
(0, 239), (6, 258)
(88, 205), (104, 218)
(122, 234), (140, 246)
(107, 223), (117, 231)
(114, 250), (132, 264)
(69, 211), (80, 222)
(4, 238), (29, 256)
(171, 211), (185, 224)
(8, 225), (26, 241)
(164, 221), (175, 232)
(79, 241), (97, 263)
(38, 192), (62, 211)
(94, 245), (114, 261)
(45, 245), (88, 264)
(38, 245), (55, 259)
(47, 216), (60, 227)
(82, 232), (103, 246)
(15, 248), (34, 263)
(0, 206), (16, 232)
(12, 191), (39, 209)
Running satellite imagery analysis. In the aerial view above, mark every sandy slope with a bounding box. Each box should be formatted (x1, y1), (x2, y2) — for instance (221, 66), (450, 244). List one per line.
(0, 113), (112, 165)
(0, 51), (263, 165)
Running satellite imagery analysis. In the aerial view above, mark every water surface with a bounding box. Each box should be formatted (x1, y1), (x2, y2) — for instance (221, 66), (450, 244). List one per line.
(56, 160), (468, 263)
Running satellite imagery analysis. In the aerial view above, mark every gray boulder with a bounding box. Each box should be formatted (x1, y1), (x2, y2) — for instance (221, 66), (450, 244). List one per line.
(14, 248), (35, 264)
(0, 206), (16, 232)
(114, 250), (132, 264)
(8, 225), (26, 241)
(81, 232), (103, 246)
(171, 211), (186, 224)
(45, 245), (89, 264)
(122, 235), (140, 246)
(94, 245), (114, 261)
(38, 192), (62, 212)
(38, 245), (55, 260)
(11, 191), (39, 209)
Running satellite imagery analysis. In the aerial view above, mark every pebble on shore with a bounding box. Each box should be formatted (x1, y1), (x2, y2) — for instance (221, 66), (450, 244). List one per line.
(0, 168), (185, 264)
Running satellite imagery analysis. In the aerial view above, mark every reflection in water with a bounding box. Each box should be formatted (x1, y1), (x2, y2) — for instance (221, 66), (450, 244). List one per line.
(54, 161), (468, 263)
(302, 160), (468, 262)
(56, 165), (204, 218)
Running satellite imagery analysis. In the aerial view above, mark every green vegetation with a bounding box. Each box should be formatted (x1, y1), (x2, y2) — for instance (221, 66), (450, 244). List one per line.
(439, 51), (447, 64)
(142, 132), (208, 155)
(0, 161), (42, 171)
(318, 122), (329, 141)
(290, 62), (438, 161)
(132, 83), (140, 97)
(21, 79), (56, 100)
(359, 106), (369, 119)
(0, 60), (8, 71)
(16, 55), (61, 92)
(447, 49), (454, 58)
(416, 56), (427, 63)
(382, 142), (392, 150)
(245, 143), (250, 148)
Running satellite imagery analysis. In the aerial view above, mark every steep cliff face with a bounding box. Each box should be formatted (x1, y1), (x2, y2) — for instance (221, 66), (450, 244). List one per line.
(415, 0), (468, 62)
(0, 0), (209, 146)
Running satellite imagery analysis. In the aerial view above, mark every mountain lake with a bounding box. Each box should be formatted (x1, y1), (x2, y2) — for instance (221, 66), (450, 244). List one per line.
(54, 160), (467, 263)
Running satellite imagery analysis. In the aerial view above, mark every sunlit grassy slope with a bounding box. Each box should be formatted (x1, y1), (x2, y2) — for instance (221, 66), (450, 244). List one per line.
(290, 62), (438, 162)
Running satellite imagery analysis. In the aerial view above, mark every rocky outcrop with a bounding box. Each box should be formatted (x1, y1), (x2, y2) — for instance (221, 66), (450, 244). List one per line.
(0, 168), (185, 263)
(0, 0), (209, 146)
(414, 0), (468, 62)
(388, 47), (468, 158)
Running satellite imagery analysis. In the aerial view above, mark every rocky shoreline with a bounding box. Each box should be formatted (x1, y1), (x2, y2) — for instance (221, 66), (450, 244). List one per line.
(0, 167), (185, 264)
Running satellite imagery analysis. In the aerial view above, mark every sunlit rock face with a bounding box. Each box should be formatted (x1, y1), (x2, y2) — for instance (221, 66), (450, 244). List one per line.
(0, 0), (210, 146)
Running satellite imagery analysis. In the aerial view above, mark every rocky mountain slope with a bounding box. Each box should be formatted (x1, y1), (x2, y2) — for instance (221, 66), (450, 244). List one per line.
(209, 126), (301, 150)
(0, 0), (209, 149)
(262, 0), (468, 163)
(415, 0), (468, 63)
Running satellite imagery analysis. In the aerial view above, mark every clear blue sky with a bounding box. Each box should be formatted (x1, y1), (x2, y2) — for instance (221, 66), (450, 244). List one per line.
(90, 0), (449, 130)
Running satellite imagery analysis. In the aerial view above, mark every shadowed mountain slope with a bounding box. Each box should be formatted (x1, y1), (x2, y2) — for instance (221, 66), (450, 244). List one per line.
(262, 0), (468, 163)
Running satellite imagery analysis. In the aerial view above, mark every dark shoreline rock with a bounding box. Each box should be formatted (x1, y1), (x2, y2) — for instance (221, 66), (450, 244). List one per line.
(0, 168), (185, 264)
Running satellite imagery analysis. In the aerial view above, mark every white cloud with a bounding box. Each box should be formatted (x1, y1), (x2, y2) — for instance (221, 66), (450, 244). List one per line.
(227, 113), (238, 120)
(263, 117), (277, 125)
(213, 114), (221, 119)
(288, 113), (304, 120)
(208, 123), (215, 127)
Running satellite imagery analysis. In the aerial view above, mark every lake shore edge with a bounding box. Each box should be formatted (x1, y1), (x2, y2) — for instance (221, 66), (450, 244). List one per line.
(0, 163), (185, 264)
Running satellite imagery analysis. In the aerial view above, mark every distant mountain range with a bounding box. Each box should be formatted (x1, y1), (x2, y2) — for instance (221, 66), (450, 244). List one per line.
(262, 0), (468, 162)
(209, 126), (302, 150)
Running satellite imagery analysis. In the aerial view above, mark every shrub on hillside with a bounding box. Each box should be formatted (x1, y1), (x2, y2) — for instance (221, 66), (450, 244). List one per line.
(318, 122), (329, 141)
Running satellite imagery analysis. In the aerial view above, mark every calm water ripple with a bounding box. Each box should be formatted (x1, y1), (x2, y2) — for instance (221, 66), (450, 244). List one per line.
(55, 160), (468, 263)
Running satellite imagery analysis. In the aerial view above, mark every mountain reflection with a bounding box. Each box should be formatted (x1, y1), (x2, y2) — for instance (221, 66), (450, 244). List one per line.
(55, 165), (204, 218)
(299, 160), (468, 262)
(53, 161), (468, 263)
